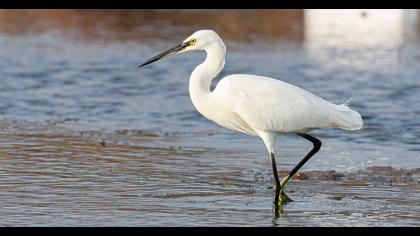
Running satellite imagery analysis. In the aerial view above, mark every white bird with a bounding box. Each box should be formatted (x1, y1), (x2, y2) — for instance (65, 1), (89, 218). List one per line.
(139, 29), (363, 207)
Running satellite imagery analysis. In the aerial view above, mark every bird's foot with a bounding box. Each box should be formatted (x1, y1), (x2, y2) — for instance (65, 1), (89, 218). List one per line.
(272, 202), (283, 217)
(280, 175), (290, 189)
(278, 175), (293, 203)
(280, 190), (293, 203)
(272, 174), (293, 210)
(273, 188), (293, 206)
(272, 189), (292, 217)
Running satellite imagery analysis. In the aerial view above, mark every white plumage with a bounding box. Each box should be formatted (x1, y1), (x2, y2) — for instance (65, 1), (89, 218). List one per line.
(139, 29), (363, 206)
(212, 74), (363, 134)
(182, 30), (363, 153)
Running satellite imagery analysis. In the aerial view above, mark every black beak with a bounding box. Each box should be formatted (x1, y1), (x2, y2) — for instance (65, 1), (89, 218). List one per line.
(138, 42), (188, 68)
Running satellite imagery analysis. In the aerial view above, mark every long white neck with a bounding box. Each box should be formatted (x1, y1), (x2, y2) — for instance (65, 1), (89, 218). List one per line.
(189, 40), (226, 112)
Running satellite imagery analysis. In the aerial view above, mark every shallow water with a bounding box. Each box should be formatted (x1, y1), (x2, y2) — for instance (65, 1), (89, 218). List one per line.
(0, 10), (419, 226)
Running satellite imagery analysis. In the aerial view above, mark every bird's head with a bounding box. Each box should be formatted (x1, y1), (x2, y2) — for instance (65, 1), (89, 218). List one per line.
(138, 29), (223, 67)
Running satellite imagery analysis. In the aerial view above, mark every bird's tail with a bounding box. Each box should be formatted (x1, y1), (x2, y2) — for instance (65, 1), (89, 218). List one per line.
(329, 102), (363, 130)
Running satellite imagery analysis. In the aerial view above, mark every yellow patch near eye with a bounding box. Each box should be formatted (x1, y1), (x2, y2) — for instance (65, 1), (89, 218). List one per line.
(189, 39), (197, 45)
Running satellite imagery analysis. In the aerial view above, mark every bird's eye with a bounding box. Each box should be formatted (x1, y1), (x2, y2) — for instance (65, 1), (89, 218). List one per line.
(190, 39), (197, 44)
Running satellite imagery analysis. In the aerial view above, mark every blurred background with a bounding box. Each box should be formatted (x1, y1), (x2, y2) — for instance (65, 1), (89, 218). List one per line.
(0, 10), (419, 226)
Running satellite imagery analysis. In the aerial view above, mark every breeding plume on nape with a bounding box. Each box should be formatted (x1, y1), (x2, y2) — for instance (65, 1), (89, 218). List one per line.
(139, 29), (363, 210)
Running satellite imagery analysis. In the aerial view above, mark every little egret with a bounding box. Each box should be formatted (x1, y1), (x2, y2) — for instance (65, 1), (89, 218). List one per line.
(139, 30), (363, 207)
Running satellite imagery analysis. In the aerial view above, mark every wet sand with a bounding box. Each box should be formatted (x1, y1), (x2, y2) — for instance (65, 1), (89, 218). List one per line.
(0, 121), (418, 226)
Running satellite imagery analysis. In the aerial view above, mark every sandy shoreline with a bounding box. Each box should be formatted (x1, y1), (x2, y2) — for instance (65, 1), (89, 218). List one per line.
(0, 120), (418, 226)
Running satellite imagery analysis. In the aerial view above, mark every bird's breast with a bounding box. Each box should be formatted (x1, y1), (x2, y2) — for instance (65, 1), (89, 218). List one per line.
(194, 100), (257, 136)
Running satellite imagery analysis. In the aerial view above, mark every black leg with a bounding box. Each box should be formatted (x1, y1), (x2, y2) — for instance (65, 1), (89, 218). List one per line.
(269, 152), (281, 204)
(277, 133), (322, 201)
(271, 133), (321, 208)
(270, 152), (292, 207)
(288, 133), (322, 178)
